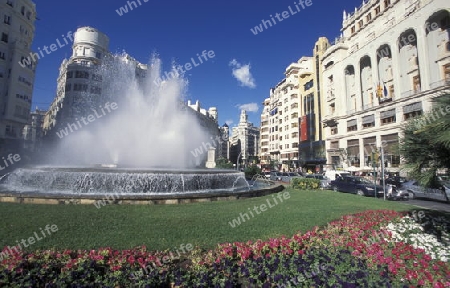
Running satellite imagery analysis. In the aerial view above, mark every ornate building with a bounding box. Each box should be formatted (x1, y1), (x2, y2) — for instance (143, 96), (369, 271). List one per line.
(322, 0), (450, 173)
(0, 0), (37, 154)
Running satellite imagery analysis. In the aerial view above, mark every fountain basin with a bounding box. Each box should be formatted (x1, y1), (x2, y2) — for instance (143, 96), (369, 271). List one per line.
(0, 166), (284, 205)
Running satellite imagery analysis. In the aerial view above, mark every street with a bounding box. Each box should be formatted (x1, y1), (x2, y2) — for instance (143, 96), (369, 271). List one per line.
(397, 198), (450, 213)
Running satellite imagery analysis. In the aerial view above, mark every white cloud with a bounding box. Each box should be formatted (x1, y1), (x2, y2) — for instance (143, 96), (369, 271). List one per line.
(225, 119), (234, 126)
(229, 59), (256, 88)
(237, 103), (259, 113)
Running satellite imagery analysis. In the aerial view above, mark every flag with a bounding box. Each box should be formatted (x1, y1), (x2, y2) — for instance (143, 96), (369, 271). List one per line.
(376, 83), (383, 98)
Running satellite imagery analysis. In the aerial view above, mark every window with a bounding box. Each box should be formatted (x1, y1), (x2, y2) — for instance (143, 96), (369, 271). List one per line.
(304, 80), (314, 90)
(331, 127), (338, 135)
(351, 26), (356, 34)
(444, 63), (450, 80)
(65, 84), (71, 91)
(347, 119), (358, 132)
(358, 20), (364, 29)
(347, 123), (357, 132)
(4, 15), (11, 25)
(0, 51), (5, 60)
(75, 71), (89, 78)
(381, 116), (395, 125)
(66, 71), (73, 78)
(26, 11), (31, 20)
(384, 0), (391, 8)
(21, 6), (25, 16)
(6, 0), (13, 7)
(366, 13), (372, 22)
(362, 115), (375, 129)
(381, 109), (396, 126)
(375, 6), (381, 15)
(1, 33), (9, 43)
(404, 110), (422, 120)
(412, 75), (421, 92)
(73, 84), (88, 92)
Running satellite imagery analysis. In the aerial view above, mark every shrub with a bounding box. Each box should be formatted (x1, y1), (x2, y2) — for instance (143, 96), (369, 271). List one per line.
(291, 178), (321, 190)
(244, 166), (261, 179)
(215, 157), (234, 169)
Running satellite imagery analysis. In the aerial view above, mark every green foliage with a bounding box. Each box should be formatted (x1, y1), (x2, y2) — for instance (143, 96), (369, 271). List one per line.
(215, 157), (233, 169)
(399, 93), (450, 187)
(291, 177), (321, 190)
(244, 165), (261, 179)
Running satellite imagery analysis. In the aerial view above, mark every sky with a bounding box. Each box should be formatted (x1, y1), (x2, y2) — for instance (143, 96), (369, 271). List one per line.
(30, 0), (364, 128)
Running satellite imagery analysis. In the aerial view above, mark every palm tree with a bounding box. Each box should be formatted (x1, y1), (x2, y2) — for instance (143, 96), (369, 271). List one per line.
(399, 92), (450, 187)
(429, 93), (450, 149)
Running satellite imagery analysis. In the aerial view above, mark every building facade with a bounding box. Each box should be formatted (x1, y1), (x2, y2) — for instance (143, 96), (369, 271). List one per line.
(322, 0), (450, 173)
(0, 0), (37, 153)
(260, 62), (301, 172)
(42, 27), (146, 138)
(230, 110), (259, 168)
(22, 107), (45, 152)
(260, 38), (330, 172)
(298, 37), (330, 172)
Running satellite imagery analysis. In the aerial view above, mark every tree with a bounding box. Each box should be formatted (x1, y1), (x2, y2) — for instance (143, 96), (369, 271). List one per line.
(399, 93), (450, 187)
(215, 157), (234, 169)
(244, 165), (261, 179)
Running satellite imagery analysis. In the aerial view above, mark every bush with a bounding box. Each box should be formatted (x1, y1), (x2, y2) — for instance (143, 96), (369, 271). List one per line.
(215, 157), (234, 169)
(244, 166), (261, 179)
(291, 178), (321, 190)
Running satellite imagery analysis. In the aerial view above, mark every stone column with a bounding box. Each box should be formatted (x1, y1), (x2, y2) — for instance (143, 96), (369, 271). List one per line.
(205, 148), (216, 168)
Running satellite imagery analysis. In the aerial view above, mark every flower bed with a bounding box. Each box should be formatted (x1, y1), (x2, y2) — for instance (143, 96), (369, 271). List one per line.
(1, 210), (449, 287)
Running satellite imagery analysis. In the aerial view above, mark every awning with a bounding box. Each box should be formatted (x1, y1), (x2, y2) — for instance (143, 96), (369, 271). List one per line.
(347, 119), (357, 127)
(380, 109), (396, 119)
(362, 114), (375, 124)
(403, 102), (422, 114)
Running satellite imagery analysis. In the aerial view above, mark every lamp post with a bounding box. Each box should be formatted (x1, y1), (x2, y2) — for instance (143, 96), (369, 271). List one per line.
(372, 151), (377, 198)
(381, 146), (386, 201)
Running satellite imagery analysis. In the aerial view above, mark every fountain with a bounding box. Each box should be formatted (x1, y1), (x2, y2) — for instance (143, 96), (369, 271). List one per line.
(0, 49), (281, 204)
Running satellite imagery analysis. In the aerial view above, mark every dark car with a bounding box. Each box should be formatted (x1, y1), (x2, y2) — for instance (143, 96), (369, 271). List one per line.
(330, 176), (385, 197)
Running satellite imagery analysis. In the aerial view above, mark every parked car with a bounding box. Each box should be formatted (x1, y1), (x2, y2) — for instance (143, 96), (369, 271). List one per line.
(305, 174), (331, 189)
(324, 170), (351, 181)
(330, 176), (385, 197)
(269, 171), (283, 181)
(401, 180), (449, 202)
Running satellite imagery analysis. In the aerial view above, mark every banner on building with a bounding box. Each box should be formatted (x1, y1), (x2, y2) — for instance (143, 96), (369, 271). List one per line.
(300, 115), (308, 141)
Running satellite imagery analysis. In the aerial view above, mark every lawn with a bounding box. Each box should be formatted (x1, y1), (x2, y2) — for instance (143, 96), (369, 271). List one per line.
(0, 189), (413, 251)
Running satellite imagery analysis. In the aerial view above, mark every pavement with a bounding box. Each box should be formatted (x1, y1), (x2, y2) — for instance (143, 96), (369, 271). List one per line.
(401, 198), (450, 213)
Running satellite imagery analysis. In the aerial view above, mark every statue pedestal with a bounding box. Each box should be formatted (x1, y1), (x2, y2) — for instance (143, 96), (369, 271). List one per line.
(205, 148), (216, 168)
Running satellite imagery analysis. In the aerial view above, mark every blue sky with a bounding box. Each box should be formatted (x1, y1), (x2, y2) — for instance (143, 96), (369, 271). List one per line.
(31, 0), (364, 128)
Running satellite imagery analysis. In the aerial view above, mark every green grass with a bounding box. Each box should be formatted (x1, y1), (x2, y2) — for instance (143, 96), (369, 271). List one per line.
(0, 189), (413, 252)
